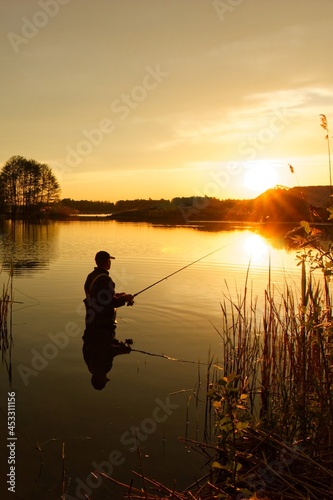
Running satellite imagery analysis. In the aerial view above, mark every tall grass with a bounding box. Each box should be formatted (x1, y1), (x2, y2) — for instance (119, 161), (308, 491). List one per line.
(206, 260), (333, 498)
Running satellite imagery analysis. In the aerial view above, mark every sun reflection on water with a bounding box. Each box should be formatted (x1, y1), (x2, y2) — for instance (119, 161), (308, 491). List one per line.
(243, 234), (269, 264)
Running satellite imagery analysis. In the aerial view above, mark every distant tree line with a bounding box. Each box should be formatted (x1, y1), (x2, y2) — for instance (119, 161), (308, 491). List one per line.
(61, 198), (115, 214)
(61, 198), (173, 213)
(60, 196), (244, 215)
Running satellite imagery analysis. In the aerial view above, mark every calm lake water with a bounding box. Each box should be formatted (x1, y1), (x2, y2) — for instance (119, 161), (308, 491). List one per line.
(0, 219), (305, 499)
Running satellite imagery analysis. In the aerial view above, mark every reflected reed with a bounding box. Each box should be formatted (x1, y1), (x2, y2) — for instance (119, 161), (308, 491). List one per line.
(0, 266), (13, 386)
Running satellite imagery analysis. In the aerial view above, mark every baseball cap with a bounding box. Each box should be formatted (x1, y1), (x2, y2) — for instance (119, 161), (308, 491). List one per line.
(95, 251), (115, 265)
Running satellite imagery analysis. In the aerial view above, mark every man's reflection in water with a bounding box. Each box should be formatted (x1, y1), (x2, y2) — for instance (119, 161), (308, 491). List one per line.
(82, 326), (132, 390)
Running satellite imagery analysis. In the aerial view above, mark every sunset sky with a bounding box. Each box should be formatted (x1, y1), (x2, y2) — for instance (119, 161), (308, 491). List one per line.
(1, 0), (333, 202)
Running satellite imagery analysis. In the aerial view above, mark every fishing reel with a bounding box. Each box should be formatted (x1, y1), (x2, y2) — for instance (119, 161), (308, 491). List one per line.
(124, 338), (133, 346)
(126, 299), (135, 307)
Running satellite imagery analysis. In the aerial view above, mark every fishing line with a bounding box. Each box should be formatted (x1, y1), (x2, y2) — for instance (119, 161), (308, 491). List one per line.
(132, 245), (226, 298)
(131, 348), (207, 364)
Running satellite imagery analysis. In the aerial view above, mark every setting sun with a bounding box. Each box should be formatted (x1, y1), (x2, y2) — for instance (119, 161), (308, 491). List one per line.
(243, 164), (279, 196)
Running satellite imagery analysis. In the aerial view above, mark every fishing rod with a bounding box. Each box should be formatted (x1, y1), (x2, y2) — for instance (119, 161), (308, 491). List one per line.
(132, 246), (224, 298)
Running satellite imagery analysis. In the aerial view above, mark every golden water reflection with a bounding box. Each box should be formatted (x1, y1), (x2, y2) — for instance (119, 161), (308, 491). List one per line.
(0, 220), (59, 275)
(243, 234), (269, 264)
(0, 219), (304, 277)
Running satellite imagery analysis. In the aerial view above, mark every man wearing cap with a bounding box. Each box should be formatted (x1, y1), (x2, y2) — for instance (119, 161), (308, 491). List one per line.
(84, 250), (134, 331)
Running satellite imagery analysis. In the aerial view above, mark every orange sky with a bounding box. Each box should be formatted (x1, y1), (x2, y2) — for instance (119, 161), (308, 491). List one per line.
(1, 0), (333, 201)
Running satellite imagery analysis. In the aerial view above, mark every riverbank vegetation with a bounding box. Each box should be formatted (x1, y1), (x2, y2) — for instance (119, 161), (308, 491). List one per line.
(202, 255), (333, 499)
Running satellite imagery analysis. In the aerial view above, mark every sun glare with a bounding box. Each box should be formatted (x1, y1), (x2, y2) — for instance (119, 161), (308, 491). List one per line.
(243, 164), (278, 195)
(244, 234), (268, 264)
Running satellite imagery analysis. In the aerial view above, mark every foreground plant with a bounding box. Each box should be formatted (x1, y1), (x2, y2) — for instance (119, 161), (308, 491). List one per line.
(205, 249), (333, 498)
(320, 114), (332, 191)
(0, 266), (13, 385)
